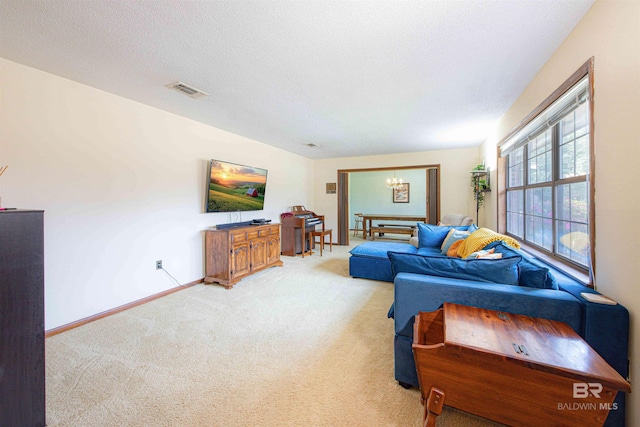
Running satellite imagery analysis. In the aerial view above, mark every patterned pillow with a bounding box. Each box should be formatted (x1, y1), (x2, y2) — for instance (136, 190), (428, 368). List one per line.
(466, 248), (501, 259)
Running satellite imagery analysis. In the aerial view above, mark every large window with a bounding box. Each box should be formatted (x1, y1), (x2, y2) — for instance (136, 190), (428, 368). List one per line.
(499, 61), (593, 280)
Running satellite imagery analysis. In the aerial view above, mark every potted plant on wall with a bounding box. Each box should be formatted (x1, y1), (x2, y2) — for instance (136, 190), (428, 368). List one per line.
(470, 164), (490, 224)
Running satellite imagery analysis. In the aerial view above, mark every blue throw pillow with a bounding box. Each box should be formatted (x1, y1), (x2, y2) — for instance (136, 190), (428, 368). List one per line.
(487, 242), (559, 290)
(417, 223), (476, 249)
(388, 251), (521, 285)
(440, 229), (471, 254)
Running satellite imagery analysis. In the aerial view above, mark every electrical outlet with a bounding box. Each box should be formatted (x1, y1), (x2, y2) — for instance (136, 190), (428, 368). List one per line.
(156, 260), (162, 270)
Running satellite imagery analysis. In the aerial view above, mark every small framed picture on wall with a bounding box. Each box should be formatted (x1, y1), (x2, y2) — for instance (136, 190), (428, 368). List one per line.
(326, 183), (337, 194)
(393, 183), (410, 203)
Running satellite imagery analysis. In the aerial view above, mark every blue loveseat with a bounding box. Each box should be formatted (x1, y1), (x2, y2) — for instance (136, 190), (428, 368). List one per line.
(348, 224), (630, 427)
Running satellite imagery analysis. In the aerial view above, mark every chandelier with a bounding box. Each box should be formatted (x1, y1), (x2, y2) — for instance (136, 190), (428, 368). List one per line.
(386, 172), (404, 189)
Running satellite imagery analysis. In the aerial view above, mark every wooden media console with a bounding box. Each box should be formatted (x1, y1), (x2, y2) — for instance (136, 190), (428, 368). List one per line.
(204, 223), (283, 289)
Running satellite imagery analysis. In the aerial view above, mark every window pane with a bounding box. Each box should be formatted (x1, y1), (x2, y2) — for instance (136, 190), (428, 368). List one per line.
(525, 187), (552, 250)
(560, 142), (574, 178)
(508, 146), (524, 188)
(507, 190), (524, 213)
(559, 103), (590, 179)
(528, 129), (552, 184)
(561, 109), (575, 143)
(555, 182), (589, 265)
(575, 103), (588, 137)
(508, 213), (524, 238)
(575, 135), (589, 176)
(526, 187), (552, 218)
(557, 182), (588, 223)
(506, 190), (524, 238)
(556, 221), (589, 267)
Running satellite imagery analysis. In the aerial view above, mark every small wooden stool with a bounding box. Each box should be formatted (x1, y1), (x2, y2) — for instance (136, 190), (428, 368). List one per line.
(311, 229), (332, 256)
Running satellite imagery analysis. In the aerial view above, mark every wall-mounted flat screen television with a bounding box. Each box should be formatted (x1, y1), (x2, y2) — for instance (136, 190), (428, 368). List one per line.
(205, 159), (268, 213)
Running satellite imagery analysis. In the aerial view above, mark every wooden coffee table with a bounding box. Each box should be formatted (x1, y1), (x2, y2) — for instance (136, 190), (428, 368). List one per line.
(413, 303), (631, 427)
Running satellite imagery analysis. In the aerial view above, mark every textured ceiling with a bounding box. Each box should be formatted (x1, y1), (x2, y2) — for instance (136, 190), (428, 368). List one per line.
(0, 0), (594, 159)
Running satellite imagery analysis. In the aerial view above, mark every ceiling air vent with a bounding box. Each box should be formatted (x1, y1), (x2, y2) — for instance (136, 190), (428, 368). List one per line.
(166, 81), (209, 99)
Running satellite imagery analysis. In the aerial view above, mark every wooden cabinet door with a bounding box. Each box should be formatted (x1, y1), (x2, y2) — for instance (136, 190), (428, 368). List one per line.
(230, 241), (251, 279)
(251, 238), (268, 271)
(267, 235), (281, 266)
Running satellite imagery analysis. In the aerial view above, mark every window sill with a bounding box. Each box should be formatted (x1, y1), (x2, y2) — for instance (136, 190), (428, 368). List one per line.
(518, 243), (592, 287)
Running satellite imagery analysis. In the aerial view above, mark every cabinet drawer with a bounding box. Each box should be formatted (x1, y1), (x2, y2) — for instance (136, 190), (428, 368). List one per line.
(230, 231), (246, 243)
(258, 228), (271, 237)
(247, 230), (259, 240)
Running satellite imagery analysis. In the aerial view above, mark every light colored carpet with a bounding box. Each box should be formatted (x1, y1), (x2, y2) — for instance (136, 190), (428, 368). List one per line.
(46, 237), (502, 426)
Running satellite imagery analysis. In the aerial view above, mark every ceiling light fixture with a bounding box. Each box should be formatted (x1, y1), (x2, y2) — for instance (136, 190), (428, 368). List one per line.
(386, 172), (404, 189)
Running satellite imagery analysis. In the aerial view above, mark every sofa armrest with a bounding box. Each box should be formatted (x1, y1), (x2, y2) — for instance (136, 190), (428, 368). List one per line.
(557, 282), (630, 380)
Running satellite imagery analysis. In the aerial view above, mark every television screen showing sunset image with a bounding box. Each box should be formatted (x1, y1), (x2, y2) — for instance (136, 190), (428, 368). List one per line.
(205, 159), (268, 213)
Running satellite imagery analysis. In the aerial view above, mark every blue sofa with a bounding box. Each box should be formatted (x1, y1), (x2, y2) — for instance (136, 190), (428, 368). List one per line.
(348, 224), (630, 427)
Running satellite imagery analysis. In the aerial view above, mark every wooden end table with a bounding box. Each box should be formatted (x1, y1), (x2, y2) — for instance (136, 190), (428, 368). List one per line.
(413, 303), (630, 427)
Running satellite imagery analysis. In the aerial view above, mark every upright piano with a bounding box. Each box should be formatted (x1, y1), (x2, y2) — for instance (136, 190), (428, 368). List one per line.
(280, 206), (324, 256)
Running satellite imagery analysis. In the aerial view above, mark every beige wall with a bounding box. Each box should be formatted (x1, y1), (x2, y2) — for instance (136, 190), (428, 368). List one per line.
(0, 59), (314, 329)
(4, 0), (636, 419)
(312, 147), (483, 233)
(480, 0), (640, 423)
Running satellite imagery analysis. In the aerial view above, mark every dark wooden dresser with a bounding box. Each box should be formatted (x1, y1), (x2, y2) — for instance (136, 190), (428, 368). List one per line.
(0, 210), (46, 426)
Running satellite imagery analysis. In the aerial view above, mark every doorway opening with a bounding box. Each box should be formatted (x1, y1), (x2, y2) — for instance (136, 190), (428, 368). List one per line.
(337, 165), (440, 245)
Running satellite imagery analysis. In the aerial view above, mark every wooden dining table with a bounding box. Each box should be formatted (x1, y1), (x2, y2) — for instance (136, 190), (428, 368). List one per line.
(361, 214), (426, 239)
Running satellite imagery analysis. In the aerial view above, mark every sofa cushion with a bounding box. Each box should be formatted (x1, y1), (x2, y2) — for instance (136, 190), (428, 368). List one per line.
(388, 251), (521, 286)
(349, 242), (418, 259)
(417, 223), (476, 249)
(416, 247), (445, 257)
(486, 242), (559, 290)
